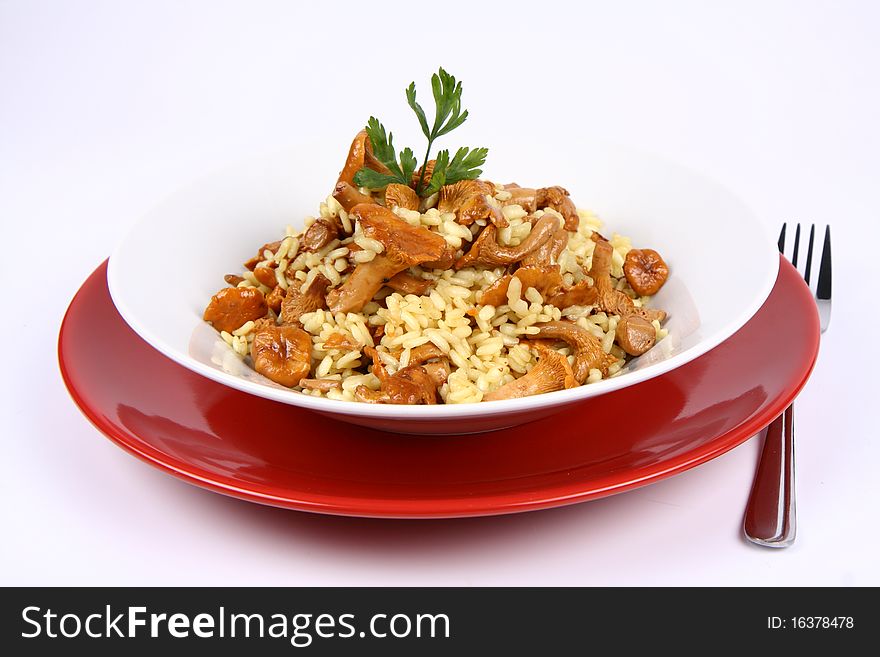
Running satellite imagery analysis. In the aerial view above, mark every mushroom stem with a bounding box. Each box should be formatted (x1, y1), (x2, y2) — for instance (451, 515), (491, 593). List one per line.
(483, 346), (577, 401)
(454, 214), (560, 269)
(333, 181), (375, 212)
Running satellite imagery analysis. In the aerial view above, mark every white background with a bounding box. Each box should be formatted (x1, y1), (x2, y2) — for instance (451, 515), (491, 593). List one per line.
(2, 0), (878, 585)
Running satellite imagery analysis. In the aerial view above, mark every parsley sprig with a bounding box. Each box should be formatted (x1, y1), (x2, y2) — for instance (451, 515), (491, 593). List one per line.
(353, 68), (487, 198)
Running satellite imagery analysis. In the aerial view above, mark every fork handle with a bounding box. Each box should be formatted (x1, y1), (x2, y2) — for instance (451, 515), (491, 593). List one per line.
(743, 405), (796, 547)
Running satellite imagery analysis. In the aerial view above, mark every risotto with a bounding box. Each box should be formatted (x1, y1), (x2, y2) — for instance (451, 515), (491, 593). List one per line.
(202, 70), (670, 405)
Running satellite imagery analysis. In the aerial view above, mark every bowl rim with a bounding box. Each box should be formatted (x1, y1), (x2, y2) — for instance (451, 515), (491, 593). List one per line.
(107, 142), (780, 420)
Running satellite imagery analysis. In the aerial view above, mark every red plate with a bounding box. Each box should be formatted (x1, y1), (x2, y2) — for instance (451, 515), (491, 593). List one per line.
(59, 258), (818, 518)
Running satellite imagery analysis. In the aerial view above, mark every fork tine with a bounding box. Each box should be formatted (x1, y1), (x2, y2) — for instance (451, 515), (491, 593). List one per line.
(817, 226), (832, 300)
(777, 223), (786, 254)
(791, 224), (801, 268)
(803, 224), (815, 285)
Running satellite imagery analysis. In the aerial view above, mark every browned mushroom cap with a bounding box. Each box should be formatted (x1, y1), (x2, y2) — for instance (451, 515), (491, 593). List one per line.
(615, 315), (656, 356)
(251, 325), (312, 388)
(545, 279), (598, 309)
(590, 241), (666, 323)
(438, 180), (507, 228)
(408, 343), (446, 366)
(623, 248), (669, 296)
(301, 217), (340, 252)
(421, 360), (451, 387)
(536, 186), (579, 231)
(384, 270), (435, 296)
(243, 239), (284, 270)
(280, 273), (331, 325)
(337, 130), (390, 186)
(479, 265), (564, 307)
(521, 220), (569, 267)
(421, 243), (458, 270)
(203, 287), (268, 334)
(454, 214), (560, 270)
(483, 346), (577, 401)
(502, 184), (538, 213)
(224, 274), (245, 286)
(533, 320), (618, 382)
(355, 346), (439, 404)
(325, 204), (446, 313)
(384, 183), (420, 211)
(265, 284), (286, 313)
(333, 181), (376, 213)
(410, 160), (436, 189)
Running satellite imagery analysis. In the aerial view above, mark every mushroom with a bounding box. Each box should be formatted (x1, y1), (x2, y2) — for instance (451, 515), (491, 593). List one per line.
(615, 315), (656, 356)
(479, 265), (564, 307)
(502, 184), (538, 213)
(384, 270), (435, 296)
(623, 248), (669, 296)
(224, 274), (245, 286)
(333, 181), (376, 213)
(280, 273), (331, 325)
(337, 129), (390, 187)
(521, 220), (569, 267)
(243, 239), (283, 270)
(454, 214), (560, 269)
(590, 240), (666, 323)
(265, 284), (286, 313)
(384, 183), (420, 211)
(438, 180), (507, 227)
(532, 320), (618, 382)
(253, 264), (278, 288)
(410, 160), (436, 189)
(483, 346), (577, 401)
(203, 287), (268, 334)
(301, 217), (340, 252)
(354, 346), (439, 404)
(299, 378), (342, 392)
(545, 279), (598, 309)
(536, 186), (579, 231)
(422, 243), (459, 270)
(325, 204), (446, 313)
(250, 325), (312, 388)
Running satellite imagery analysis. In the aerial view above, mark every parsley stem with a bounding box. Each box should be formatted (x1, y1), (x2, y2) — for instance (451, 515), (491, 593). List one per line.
(416, 137), (435, 196)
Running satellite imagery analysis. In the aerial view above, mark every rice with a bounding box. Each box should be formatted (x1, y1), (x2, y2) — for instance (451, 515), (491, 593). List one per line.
(208, 184), (667, 403)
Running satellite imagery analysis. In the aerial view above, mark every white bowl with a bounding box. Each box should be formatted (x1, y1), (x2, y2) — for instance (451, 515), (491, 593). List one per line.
(108, 137), (778, 435)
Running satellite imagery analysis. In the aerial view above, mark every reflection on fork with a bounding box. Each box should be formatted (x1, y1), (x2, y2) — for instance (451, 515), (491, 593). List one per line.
(743, 223), (831, 548)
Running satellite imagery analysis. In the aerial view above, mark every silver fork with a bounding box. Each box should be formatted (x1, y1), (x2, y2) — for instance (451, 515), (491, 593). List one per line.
(743, 223), (832, 548)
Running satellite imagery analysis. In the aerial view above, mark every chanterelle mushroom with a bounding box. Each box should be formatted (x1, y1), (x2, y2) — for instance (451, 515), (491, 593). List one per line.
(502, 184), (538, 213)
(384, 183), (420, 211)
(615, 315), (656, 356)
(537, 186), (579, 231)
(479, 265), (564, 307)
(483, 346), (577, 401)
(533, 321), (618, 382)
(623, 248), (669, 296)
(438, 180), (507, 227)
(522, 220), (569, 267)
(203, 287), (268, 334)
(354, 347), (439, 404)
(454, 214), (560, 270)
(280, 273), (331, 325)
(333, 181), (376, 213)
(337, 129), (390, 187)
(251, 325), (312, 388)
(325, 204), (446, 313)
(590, 240), (666, 323)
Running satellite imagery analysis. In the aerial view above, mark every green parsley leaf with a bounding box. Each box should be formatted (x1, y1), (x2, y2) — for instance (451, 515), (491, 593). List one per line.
(354, 68), (488, 197)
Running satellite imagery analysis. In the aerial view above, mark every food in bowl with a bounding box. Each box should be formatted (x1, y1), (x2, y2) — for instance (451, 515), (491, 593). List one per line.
(203, 69), (669, 404)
